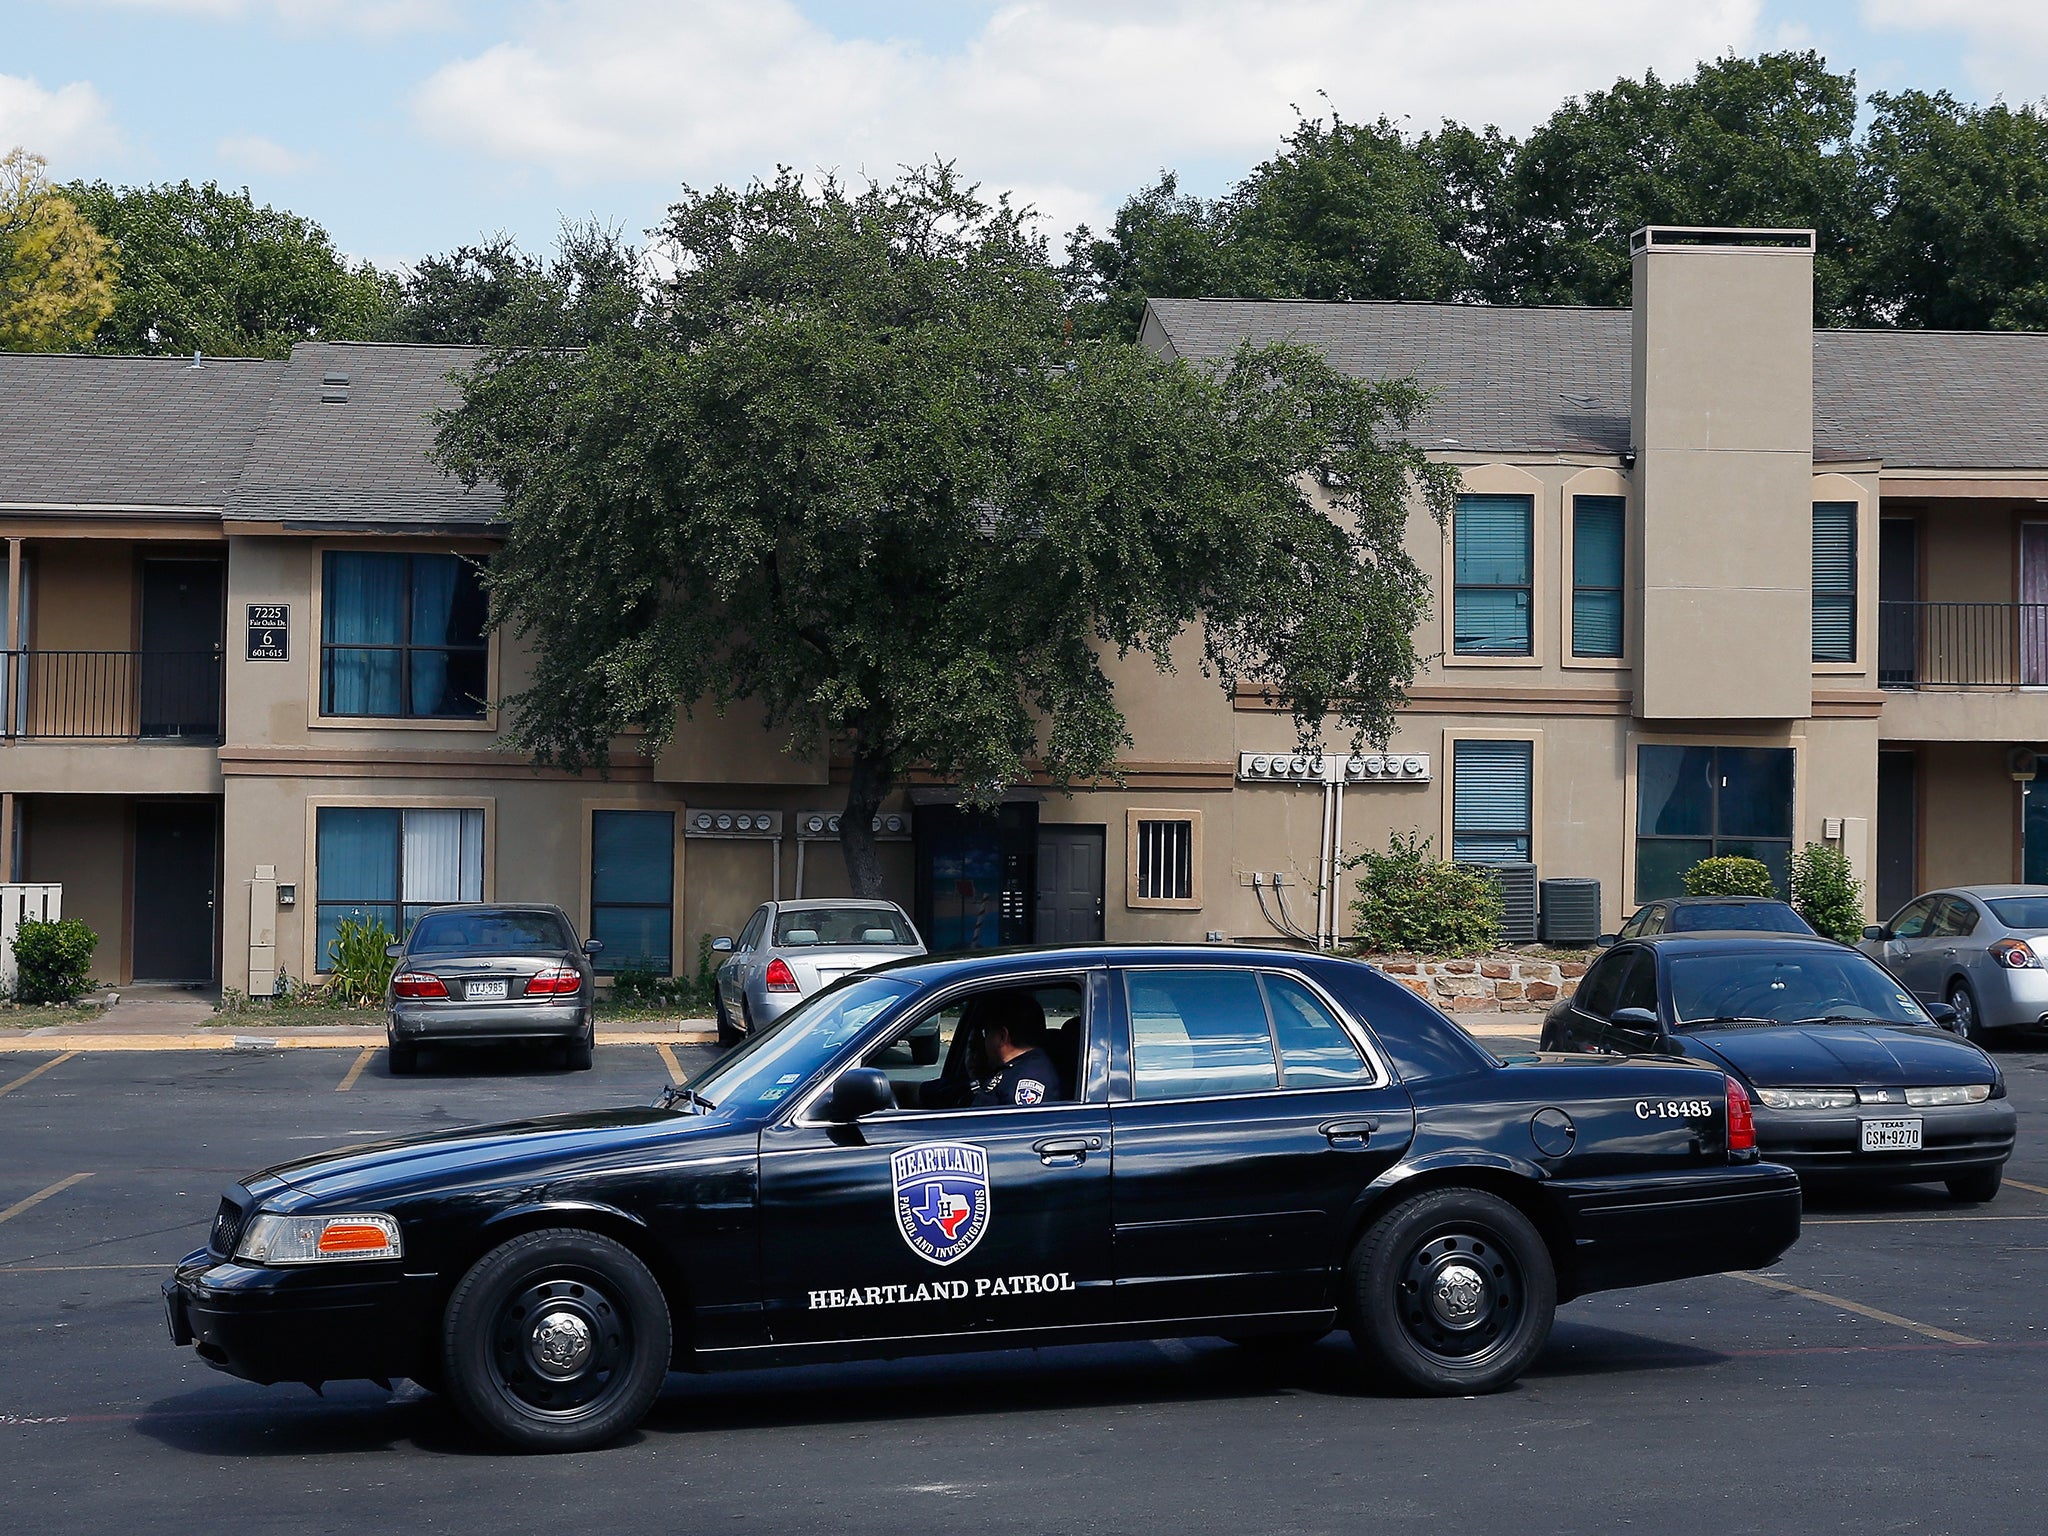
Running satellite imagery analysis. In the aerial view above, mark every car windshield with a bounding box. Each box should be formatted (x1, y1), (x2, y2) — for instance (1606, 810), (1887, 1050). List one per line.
(409, 910), (570, 953)
(773, 906), (916, 946)
(1987, 896), (2048, 929)
(682, 975), (917, 1112)
(1668, 949), (1932, 1027)
(1668, 903), (1810, 934)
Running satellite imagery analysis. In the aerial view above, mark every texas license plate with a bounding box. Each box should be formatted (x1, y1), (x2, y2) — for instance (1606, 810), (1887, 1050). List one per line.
(1860, 1117), (1923, 1152)
(465, 978), (508, 1001)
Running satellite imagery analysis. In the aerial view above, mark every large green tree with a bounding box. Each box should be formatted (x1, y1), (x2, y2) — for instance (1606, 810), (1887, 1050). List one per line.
(0, 148), (117, 351)
(440, 166), (1455, 893)
(378, 235), (540, 345)
(64, 178), (395, 357)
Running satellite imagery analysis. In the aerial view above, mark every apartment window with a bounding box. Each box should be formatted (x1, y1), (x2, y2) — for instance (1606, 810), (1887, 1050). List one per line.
(1636, 745), (1794, 899)
(321, 551), (489, 719)
(590, 810), (675, 973)
(1453, 493), (1533, 656)
(1128, 811), (1201, 907)
(314, 806), (483, 965)
(1571, 495), (1625, 658)
(1813, 503), (1857, 663)
(1451, 739), (1534, 863)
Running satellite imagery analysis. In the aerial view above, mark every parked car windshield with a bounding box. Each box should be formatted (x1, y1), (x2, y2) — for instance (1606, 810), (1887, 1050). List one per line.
(684, 975), (917, 1112)
(773, 906), (917, 946)
(1669, 949), (1932, 1027)
(1986, 896), (2048, 930)
(1667, 902), (1812, 934)
(408, 910), (571, 953)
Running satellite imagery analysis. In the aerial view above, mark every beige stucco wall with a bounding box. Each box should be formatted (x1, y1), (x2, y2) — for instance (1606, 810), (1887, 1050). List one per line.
(1919, 744), (2020, 891)
(20, 796), (130, 984)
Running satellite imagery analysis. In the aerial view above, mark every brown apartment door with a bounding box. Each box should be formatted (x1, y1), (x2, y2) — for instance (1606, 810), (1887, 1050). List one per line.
(132, 801), (219, 982)
(139, 558), (224, 738)
(1035, 825), (1105, 943)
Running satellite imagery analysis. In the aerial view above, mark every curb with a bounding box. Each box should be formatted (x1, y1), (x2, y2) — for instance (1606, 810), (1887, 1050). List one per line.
(0, 1029), (721, 1053)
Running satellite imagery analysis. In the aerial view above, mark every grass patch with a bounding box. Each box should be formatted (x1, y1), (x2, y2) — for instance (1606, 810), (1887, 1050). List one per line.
(0, 1000), (108, 1028)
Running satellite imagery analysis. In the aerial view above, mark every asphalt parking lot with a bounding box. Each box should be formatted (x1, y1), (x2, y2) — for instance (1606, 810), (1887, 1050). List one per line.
(5, 1036), (2048, 1536)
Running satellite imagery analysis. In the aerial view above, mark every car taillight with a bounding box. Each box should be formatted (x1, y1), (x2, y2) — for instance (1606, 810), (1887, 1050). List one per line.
(764, 957), (799, 993)
(392, 971), (447, 999)
(1725, 1075), (1756, 1154)
(1990, 938), (2040, 969)
(524, 966), (581, 996)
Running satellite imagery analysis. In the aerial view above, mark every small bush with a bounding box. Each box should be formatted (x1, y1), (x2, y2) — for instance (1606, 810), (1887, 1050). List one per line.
(1347, 832), (1503, 956)
(326, 915), (397, 1006)
(605, 936), (719, 1012)
(11, 916), (99, 1003)
(1792, 841), (1864, 943)
(1682, 856), (1777, 898)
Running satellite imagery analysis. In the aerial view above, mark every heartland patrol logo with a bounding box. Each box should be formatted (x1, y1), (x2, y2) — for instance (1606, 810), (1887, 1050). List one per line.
(891, 1142), (991, 1265)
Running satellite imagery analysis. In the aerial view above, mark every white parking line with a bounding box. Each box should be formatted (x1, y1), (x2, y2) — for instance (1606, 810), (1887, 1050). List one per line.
(1728, 1270), (1983, 1345)
(0, 1173), (93, 1229)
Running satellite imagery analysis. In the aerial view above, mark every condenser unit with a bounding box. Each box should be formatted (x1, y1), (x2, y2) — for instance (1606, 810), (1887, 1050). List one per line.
(1461, 861), (1539, 944)
(1539, 877), (1603, 945)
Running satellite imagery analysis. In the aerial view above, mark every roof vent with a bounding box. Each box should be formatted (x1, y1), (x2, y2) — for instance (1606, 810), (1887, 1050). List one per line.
(321, 371), (350, 403)
(189, 350), (204, 370)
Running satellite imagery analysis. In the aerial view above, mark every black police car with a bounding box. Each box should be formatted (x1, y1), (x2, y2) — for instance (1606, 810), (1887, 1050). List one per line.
(165, 946), (1801, 1452)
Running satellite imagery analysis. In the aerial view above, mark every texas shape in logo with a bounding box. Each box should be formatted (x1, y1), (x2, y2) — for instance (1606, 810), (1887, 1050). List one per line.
(891, 1142), (991, 1265)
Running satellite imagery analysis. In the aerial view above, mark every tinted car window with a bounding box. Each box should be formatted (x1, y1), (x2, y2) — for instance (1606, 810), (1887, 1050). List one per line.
(738, 908), (769, 950)
(1127, 970), (1280, 1100)
(1987, 896), (2048, 929)
(1612, 951), (1660, 1016)
(696, 976), (916, 1112)
(1930, 896), (1979, 939)
(774, 906), (916, 945)
(1575, 951), (1629, 1019)
(409, 910), (569, 953)
(1617, 909), (1648, 939)
(1889, 897), (1935, 939)
(1667, 902), (1810, 934)
(1668, 949), (1931, 1026)
(1266, 974), (1373, 1086)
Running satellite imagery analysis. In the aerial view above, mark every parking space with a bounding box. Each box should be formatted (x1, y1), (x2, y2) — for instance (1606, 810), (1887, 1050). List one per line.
(3, 1040), (2047, 1535)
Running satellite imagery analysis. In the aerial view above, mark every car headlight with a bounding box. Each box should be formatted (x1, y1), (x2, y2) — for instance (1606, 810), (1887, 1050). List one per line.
(1752, 1087), (1859, 1110)
(1903, 1084), (1994, 1107)
(235, 1212), (403, 1264)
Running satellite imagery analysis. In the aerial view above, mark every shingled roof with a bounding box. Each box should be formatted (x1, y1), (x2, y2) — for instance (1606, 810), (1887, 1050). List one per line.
(0, 352), (284, 511)
(1143, 297), (2048, 472)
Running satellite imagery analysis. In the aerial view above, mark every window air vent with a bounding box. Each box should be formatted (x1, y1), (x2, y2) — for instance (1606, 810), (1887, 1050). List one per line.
(321, 372), (350, 403)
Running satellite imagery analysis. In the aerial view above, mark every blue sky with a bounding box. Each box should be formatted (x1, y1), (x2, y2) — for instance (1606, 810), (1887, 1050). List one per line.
(0, 1), (2033, 271)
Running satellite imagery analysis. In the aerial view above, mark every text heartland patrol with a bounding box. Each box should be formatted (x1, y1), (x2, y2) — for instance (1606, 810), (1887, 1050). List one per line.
(808, 1272), (1078, 1310)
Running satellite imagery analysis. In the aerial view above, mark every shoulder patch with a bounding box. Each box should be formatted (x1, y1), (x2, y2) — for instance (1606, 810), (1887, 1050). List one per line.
(1014, 1078), (1046, 1106)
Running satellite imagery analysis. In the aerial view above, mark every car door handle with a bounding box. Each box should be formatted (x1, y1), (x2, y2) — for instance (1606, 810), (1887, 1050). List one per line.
(1320, 1117), (1378, 1147)
(1033, 1135), (1102, 1166)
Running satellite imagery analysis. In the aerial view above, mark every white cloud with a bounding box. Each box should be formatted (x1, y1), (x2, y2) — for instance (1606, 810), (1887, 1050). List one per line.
(216, 132), (316, 176)
(414, 0), (1766, 240)
(49, 0), (458, 36)
(0, 71), (122, 165)
(1863, 1), (2048, 100)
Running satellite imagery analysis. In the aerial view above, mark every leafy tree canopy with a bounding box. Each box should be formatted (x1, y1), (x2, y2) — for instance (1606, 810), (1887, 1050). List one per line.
(63, 177), (395, 357)
(378, 234), (540, 345)
(439, 166), (1455, 892)
(0, 147), (117, 351)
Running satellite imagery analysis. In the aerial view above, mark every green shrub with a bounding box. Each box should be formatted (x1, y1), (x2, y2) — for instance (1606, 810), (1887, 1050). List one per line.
(1792, 841), (1864, 943)
(326, 915), (397, 1006)
(10, 916), (99, 1003)
(1681, 856), (1777, 898)
(1347, 832), (1504, 956)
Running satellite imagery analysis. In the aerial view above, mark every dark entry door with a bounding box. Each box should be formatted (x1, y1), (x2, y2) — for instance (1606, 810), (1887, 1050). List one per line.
(139, 559), (224, 738)
(1035, 825), (1105, 943)
(133, 801), (218, 980)
(1876, 751), (1917, 922)
(1878, 520), (1918, 688)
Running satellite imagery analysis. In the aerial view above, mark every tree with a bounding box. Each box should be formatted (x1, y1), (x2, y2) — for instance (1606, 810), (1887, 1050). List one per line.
(439, 165), (1456, 894)
(379, 234), (540, 344)
(0, 147), (117, 351)
(63, 178), (395, 357)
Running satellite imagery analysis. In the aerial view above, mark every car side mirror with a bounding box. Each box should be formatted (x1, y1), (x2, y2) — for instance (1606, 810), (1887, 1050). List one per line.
(1862, 925), (1887, 941)
(1611, 1007), (1661, 1034)
(1595, 934), (1617, 948)
(384, 942), (405, 961)
(823, 1068), (896, 1123)
(711, 937), (734, 953)
(583, 938), (604, 955)
(1927, 1002), (1959, 1029)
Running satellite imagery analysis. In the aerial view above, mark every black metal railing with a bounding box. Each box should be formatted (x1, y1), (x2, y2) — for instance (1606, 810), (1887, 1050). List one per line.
(0, 649), (223, 740)
(1878, 601), (2048, 690)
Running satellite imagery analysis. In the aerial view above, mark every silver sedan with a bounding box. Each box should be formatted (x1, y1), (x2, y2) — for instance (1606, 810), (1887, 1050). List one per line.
(712, 899), (928, 1051)
(1859, 884), (2048, 1043)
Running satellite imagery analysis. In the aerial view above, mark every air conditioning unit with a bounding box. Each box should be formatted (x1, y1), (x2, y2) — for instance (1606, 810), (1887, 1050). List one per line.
(1539, 877), (1602, 945)
(1461, 861), (1539, 944)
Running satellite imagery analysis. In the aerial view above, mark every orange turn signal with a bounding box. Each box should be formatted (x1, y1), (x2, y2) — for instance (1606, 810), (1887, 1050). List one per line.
(318, 1221), (398, 1255)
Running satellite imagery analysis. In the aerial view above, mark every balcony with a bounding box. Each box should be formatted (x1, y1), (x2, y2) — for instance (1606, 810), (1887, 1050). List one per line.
(2, 649), (223, 743)
(1877, 602), (2048, 742)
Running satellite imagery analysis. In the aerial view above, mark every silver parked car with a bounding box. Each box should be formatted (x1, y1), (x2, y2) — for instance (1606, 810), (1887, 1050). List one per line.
(384, 903), (602, 1074)
(1859, 885), (2048, 1043)
(713, 899), (927, 1051)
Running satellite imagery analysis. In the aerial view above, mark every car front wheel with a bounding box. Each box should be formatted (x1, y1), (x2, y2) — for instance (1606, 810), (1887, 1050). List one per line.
(1947, 1165), (2002, 1203)
(442, 1228), (671, 1452)
(1347, 1187), (1556, 1396)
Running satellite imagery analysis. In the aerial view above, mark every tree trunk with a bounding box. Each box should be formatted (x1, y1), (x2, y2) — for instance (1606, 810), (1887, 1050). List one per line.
(838, 748), (892, 898)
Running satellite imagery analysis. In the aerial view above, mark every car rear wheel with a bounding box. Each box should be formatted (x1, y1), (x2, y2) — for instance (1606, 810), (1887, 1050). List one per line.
(1347, 1187), (1555, 1396)
(1947, 1165), (2002, 1203)
(442, 1228), (671, 1452)
(1947, 980), (1985, 1043)
(564, 1017), (594, 1072)
(388, 1040), (418, 1075)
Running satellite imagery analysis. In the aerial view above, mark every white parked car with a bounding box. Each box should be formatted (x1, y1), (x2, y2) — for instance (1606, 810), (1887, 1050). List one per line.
(712, 899), (929, 1052)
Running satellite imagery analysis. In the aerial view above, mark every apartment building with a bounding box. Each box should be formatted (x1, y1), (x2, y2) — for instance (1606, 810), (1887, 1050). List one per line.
(4, 226), (2045, 991)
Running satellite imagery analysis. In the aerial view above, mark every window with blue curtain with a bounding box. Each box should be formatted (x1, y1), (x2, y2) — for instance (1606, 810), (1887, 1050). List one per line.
(590, 810), (675, 973)
(1813, 503), (1857, 663)
(315, 805), (483, 967)
(1453, 494), (1533, 656)
(1572, 495), (1625, 658)
(321, 552), (488, 718)
(1452, 739), (1534, 863)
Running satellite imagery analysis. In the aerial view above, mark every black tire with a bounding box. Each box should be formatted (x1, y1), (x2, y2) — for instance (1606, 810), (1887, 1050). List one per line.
(1947, 1165), (2002, 1203)
(564, 1018), (594, 1072)
(714, 991), (741, 1047)
(442, 1228), (671, 1453)
(1947, 980), (1985, 1044)
(1346, 1187), (1556, 1396)
(910, 1031), (941, 1067)
(388, 1041), (418, 1076)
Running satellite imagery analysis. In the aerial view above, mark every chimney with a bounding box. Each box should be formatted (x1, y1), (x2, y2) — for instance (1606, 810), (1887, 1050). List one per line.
(1629, 227), (1815, 720)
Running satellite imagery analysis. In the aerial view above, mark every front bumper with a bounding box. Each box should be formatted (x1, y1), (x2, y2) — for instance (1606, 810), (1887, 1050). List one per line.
(163, 1247), (440, 1386)
(1754, 1100), (2016, 1183)
(390, 998), (587, 1044)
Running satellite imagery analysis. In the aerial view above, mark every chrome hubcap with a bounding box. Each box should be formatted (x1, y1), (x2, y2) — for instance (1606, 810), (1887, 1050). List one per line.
(529, 1310), (594, 1378)
(1429, 1262), (1490, 1330)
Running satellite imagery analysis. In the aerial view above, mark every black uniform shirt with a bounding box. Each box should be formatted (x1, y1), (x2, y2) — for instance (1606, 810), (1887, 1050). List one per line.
(972, 1045), (1065, 1107)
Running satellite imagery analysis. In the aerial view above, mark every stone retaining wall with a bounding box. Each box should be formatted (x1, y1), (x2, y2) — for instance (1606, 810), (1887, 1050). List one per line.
(1367, 953), (1588, 1013)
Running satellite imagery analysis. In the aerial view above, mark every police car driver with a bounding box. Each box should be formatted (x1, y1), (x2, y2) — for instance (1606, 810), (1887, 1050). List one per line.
(971, 992), (1064, 1108)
